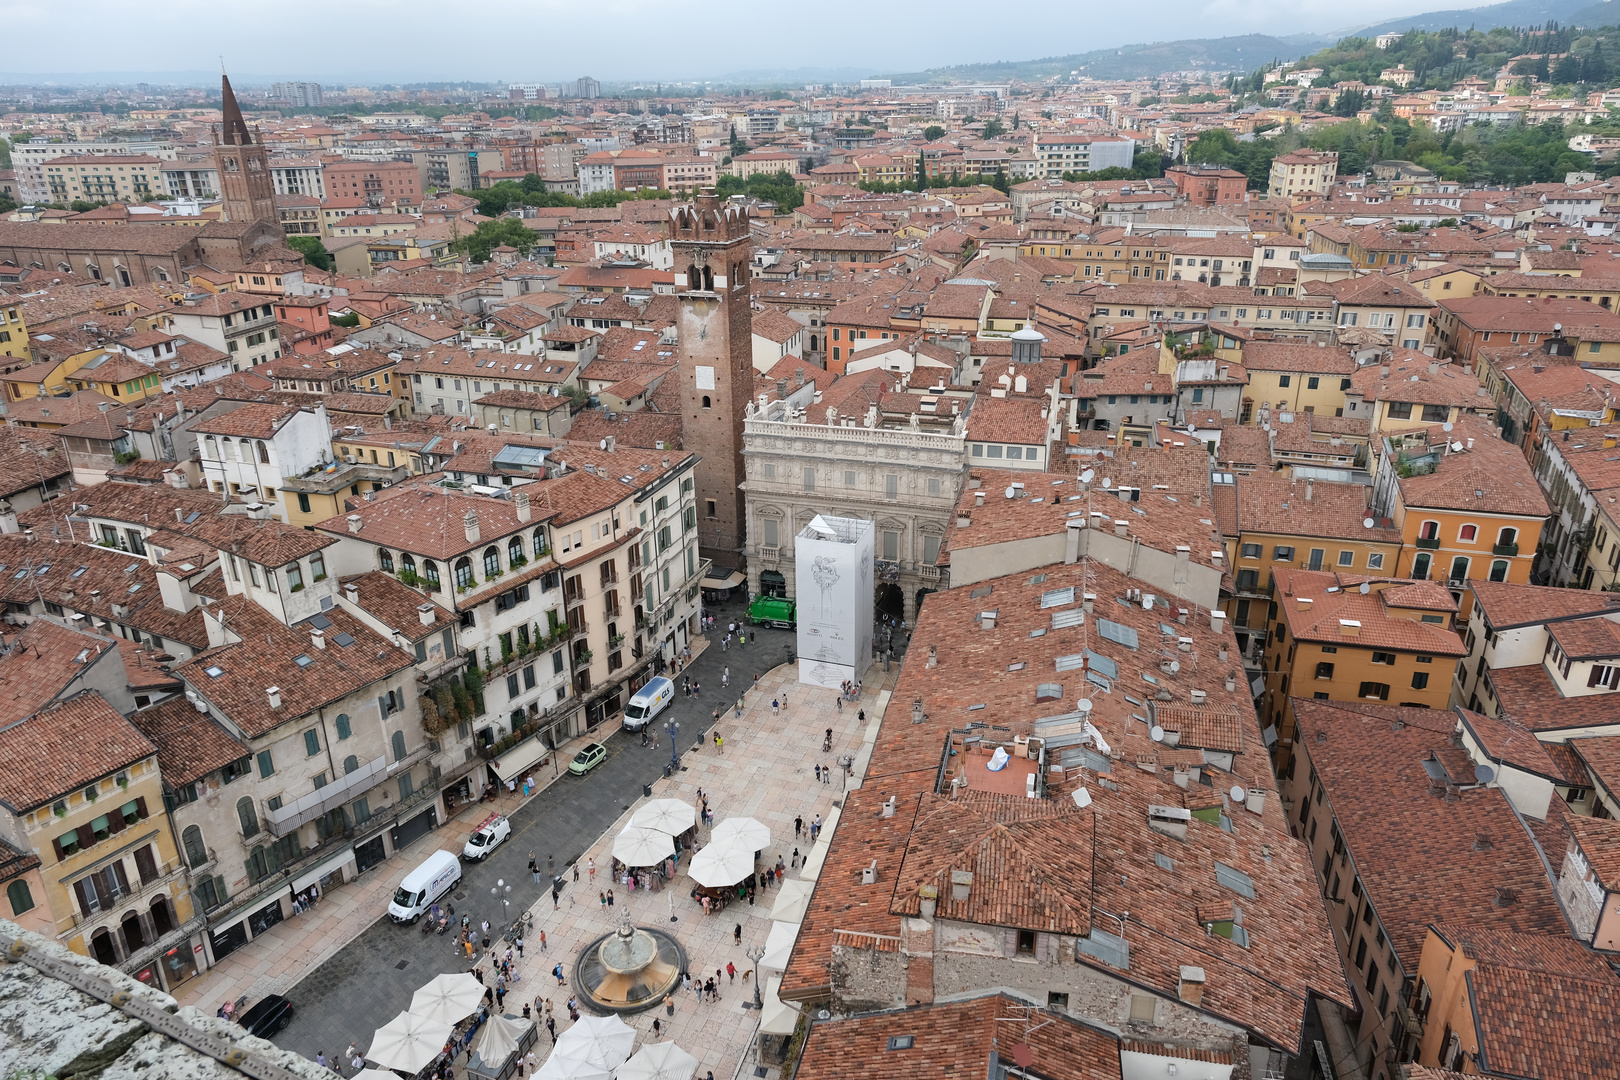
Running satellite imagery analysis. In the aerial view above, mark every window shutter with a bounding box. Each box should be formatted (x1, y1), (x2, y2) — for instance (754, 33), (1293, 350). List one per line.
(108, 810), (126, 834)
(1589, 666), (1603, 688)
(135, 796), (148, 819)
(74, 878), (95, 917)
(1003, 929), (1018, 958)
(76, 824), (95, 850)
(51, 836), (65, 861)
(1035, 933), (1048, 963)
(378, 695), (389, 719)
(134, 845), (158, 884)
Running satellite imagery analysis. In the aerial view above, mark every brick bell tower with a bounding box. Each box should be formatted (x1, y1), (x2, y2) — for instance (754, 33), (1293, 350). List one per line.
(213, 72), (277, 225)
(671, 189), (754, 569)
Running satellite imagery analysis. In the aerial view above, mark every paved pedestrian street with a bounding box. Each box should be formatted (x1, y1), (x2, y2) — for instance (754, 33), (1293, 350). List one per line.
(217, 601), (895, 1079)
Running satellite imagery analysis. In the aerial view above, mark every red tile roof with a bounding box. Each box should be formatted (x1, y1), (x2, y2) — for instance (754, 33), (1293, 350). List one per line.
(0, 692), (154, 812)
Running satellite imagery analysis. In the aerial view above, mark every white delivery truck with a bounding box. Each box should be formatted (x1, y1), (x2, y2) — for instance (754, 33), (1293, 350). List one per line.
(622, 676), (675, 731)
(388, 849), (462, 924)
(463, 813), (511, 861)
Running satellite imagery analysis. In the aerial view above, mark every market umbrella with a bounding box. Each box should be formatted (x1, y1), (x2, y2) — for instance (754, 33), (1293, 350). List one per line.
(475, 1013), (529, 1066)
(688, 842), (755, 888)
(759, 920), (799, 975)
(759, 977), (798, 1037)
(613, 825), (674, 867)
(534, 1044), (614, 1080)
(555, 1013), (636, 1070)
(709, 816), (770, 852)
(409, 971), (485, 1026)
(367, 1011), (452, 1075)
(616, 1041), (700, 1080)
(631, 798), (697, 835)
(769, 878), (814, 925)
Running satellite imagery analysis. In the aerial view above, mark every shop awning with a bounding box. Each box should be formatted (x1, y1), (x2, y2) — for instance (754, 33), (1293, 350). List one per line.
(490, 736), (552, 783)
(701, 569), (745, 590)
(292, 848), (358, 893)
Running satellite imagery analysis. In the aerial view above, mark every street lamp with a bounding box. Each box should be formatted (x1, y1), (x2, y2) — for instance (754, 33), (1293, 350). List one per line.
(664, 717), (681, 769)
(491, 879), (512, 931)
(743, 944), (767, 1009)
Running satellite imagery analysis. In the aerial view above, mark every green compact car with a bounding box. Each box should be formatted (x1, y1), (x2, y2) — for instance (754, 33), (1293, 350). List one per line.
(568, 742), (608, 775)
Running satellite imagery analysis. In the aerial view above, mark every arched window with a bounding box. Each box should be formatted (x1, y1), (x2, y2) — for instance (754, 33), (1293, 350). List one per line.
(7, 879), (34, 916)
(1449, 557), (1470, 583)
(422, 561), (441, 590)
(686, 264), (700, 288)
(257, 440), (270, 464)
(378, 548), (394, 572)
(335, 713), (351, 740)
(237, 796), (259, 839)
(1418, 520), (1440, 540)
(181, 825), (208, 869)
(204, 436), (218, 459)
(1459, 524), (1477, 542)
(401, 553), (416, 578)
(391, 730), (407, 762)
(533, 528), (547, 557)
(484, 546), (501, 578)
(221, 437), (235, 462)
(454, 558), (474, 590)
(1497, 527), (1518, 548)
(702, 266), (713, 291)
(701, 395), (712, 409)
(509, 536), (524, 564)
(1412, 552), (1431, 580)
(343, 754), (359, 774)
(1490, 559), (1510, 582)
(150, 895), (174, 936)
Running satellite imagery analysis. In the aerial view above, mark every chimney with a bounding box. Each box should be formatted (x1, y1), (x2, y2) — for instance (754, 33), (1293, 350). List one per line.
(927, 644), (938, 668)
(795, 367), (805, 388)
(605, 435), (616, 453)
(311, 628), (326, 650)
(344, 582), (360, 604)
(464, 510), (481, 543)
(918, 884), (938, 920)
(514, 490), (531, 522)
(1428, 360), (1440, 375)
(981, 611), (996, 630)
(1304, 479), (1314, 502)
(346, 514), (363, 533)
(266, 686), (282, 710)
(776, 378), (788, 398)
(1211, 610), (1226, 632)
(1178, 966), (1206, 1006)
(1114, 518), (1129, 537)
(974, 491), (985, 507)
(950, 869), (973, 902)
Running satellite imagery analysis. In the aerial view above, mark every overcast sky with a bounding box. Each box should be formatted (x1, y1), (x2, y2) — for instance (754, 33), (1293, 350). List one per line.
(0, 0), (1483, 83)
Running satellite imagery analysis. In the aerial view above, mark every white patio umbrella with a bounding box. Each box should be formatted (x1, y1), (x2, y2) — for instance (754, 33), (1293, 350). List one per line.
(616, 1041), (700, 1080)
(759, 977), (799, 1037)
(534, 1044), (614, 1080)
(709, 816), (770, 852)
(367, 1011), (453, 1075)
(613, 825), (674, 867)
(409, 971), (485, 1026)
(555, 1013), (636, 1070)
(631, 798), (697, 835)
(688, 842), (755, 888)
(769, 878), (814, 924)
(759, 920), (800, 975)
(475, 1013), (529, 1065)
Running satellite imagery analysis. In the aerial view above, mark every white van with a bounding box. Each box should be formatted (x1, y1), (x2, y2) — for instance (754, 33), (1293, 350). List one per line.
(463, 813), (511, 861)
(388, 849), (462, 924)
(622, 676), (675, 731)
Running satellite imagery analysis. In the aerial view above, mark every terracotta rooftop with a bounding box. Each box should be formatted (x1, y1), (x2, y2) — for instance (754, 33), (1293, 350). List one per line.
(128, 696), (246, 789)
(0, 691), (154, 813)
(1393, 415), (1550, 518)
(1273, 569), (1466, 655)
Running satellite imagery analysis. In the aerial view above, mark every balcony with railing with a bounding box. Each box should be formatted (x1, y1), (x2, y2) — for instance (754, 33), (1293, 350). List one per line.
(572, 648), (594, 672)
(564, 587), (587, 610)
(1493, 541), (1519, 557)
(1414, 536), (1441, 550)
(66, 857), (186, 931)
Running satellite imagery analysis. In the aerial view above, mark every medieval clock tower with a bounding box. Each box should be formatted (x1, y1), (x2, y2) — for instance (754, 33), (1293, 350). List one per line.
(671, 190), (755, 570)
(213, 73), (277, 225)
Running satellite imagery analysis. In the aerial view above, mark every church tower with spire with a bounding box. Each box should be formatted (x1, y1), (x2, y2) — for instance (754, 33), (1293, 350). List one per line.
(213, 73), (276, 225)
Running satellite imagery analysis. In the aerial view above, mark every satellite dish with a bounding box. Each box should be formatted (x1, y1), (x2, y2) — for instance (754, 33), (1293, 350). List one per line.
(1359, 582), (1371, 594)
(1101, 477), (1113, 489)
(1475, 763), (1496, 784)
(1169, 659), (1181, 673)
(599, 439), (608, 450)
(1005, 486), (1017, 499)
(1230, 785), (1246, 803)
(1442, 421), (1454, 432)
(1077, 698), (1094, 713)
(1150, 725), (1165, 742)
(1011, 1044), (1035, 1069)
(1080, 468), (1095, 483)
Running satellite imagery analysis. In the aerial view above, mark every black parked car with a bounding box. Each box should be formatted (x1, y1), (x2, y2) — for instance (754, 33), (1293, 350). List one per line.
(238, 994), (294, 1038)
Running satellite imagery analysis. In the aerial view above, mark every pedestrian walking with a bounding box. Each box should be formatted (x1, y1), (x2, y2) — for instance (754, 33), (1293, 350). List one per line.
(481, 919), (491, 940)
(727, 962), (736, 982)
(607, 889), (615, 907)
(546, 1016), (556, 1043)
(572, 861), (580, 883)
(835, 695), (842, 712)
(813, 813), (823, 838)
(721, 634), (728, 651)
(552, 885), (560, 910)
(858, 709), (866, 723)
(540, 929), (548, 952)
(516, 936), (525, 958)
(599, 891), (607, 908)
(588, 857), (596, 881)
(351, 1054), (365, 1074)
(738, 632), (746, 647)
(652, 1018), (662, 1038)
(713, 708), (720, 727)
(814, 763), (822, 782)
(791, 847), (800, 868)
(346, 1043), (358, 1065)
(526, 774), (535, 795)
(316, 1052), (329, 1070)
(528, 850), (537, 874)
(722, 667), (729, 687)
(823, 763), (832, 785)
(771, 698), (780, 717)
(753, 674), (760, 691)
(794, 814), (803, 838)
(548, 854), (555, 876)
(693, 681), (700, 697)
(553, 963), (565, 985)
(714, 731), (723, 754)
(664, 993), (675, 1017)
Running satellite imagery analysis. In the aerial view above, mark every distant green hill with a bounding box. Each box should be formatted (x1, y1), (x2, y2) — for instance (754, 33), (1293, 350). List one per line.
(1350, 0), (1609, 39)
(884, 34), (1332, 84)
